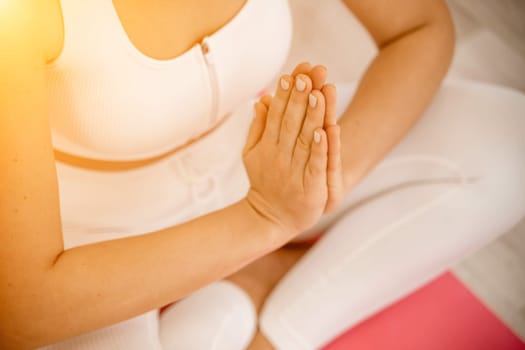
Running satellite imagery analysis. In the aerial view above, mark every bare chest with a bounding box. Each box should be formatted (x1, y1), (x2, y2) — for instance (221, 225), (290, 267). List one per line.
(111, 0), (247, 60)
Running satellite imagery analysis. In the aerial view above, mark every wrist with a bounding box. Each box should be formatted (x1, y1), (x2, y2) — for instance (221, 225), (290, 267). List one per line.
(240, 194), (292, 247)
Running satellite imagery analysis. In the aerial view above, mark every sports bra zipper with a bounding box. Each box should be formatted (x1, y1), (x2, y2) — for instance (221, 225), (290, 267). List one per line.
(200, 37), (219, 127)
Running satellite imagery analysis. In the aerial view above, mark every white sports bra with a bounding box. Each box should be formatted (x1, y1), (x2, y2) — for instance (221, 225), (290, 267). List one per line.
(47, 0), (292, 161)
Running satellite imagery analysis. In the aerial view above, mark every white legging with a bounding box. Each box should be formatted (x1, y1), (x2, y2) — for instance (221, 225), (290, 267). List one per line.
(41, 79), (525, 350)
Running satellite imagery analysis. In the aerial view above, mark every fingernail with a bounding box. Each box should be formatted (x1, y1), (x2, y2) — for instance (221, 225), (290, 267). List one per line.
(314, 130), (321, 143)
(296, 77), (306, 92)
(309, 94), (317, 108)
(280, 77), (290, 91)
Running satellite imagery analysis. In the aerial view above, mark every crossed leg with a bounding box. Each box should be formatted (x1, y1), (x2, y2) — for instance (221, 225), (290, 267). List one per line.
(159, 80), (525, 350)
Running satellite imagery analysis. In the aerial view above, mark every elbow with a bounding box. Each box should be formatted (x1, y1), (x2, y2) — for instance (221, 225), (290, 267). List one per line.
(376, 2), (456, 75)
(428, 1), (456, 73)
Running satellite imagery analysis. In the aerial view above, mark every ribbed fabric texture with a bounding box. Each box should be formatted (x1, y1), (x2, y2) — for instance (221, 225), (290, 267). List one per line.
(46, 0), (292, 161)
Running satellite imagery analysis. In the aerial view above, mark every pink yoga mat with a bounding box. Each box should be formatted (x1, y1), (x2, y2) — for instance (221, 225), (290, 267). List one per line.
(323, 272), (525, 350)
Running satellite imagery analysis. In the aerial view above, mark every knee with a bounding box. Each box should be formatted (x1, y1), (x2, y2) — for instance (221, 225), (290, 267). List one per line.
(159, 281), (257, 350)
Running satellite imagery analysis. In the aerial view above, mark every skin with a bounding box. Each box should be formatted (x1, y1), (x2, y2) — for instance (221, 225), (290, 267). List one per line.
(0, 0), (454, 348)
(1, 2), (337, 348)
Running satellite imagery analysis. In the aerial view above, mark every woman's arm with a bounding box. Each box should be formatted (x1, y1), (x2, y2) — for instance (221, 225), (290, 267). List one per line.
(0, 10), (279, 347)
(0, 2), (333, 349)
(339, 0), (455, 191)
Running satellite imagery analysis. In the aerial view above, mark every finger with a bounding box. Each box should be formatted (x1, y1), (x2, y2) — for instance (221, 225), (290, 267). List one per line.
(243, 102), (267, 154)
(260, 94), (272, 110)
(304, 128), (328, 188)
(291, 62), (312, 76)
(321, 84), (337, 127)
(294, 90), (325, 169)
(262, 75), (294, 143)
(291, 63), (326, 90)
(325, 125), (345, 213)
(279, 74), (313, 155)
(308, 65), (327, 90)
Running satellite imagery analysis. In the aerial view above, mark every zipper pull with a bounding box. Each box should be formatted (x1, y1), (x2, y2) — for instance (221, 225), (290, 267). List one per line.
(201, 37), (214, 65)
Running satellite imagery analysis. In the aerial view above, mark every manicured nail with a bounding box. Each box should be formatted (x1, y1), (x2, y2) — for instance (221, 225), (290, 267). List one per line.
(280, 77), (290, 91)
(309, 94), (317, 108)
(314, 130), (321, 143)
(296, 78), (306, 92)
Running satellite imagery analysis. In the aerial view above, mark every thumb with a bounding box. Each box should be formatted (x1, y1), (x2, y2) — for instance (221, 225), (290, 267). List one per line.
(243, 101), (267, 155)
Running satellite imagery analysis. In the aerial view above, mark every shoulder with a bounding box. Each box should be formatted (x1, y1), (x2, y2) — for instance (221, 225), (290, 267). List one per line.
(41, 0), (64, 63)
(0, 0), (63, 63)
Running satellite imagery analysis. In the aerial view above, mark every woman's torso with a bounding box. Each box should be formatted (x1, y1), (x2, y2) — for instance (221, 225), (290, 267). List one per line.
(44, 0), (292, 248)
(46, 0), (292, 163)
